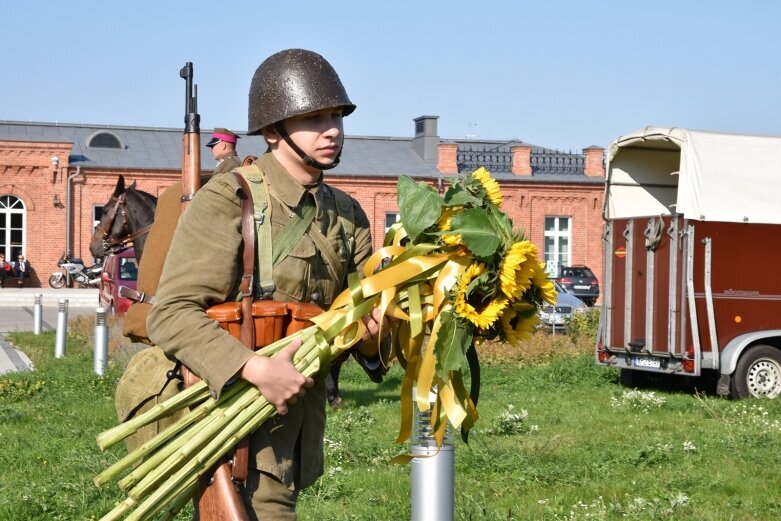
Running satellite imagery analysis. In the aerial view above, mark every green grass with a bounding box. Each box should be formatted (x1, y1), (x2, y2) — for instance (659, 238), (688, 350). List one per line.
(1, 322), (780, 520)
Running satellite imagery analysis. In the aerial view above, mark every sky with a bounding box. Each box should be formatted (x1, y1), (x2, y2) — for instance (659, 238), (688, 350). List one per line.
(3, 1), (781, 152)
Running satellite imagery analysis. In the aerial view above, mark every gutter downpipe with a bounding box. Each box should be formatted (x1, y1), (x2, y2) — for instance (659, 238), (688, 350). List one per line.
(66, 166), (82, 258)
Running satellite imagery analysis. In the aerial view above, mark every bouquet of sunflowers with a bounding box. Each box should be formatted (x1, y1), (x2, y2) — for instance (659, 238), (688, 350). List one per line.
(94, 168), (555, 520)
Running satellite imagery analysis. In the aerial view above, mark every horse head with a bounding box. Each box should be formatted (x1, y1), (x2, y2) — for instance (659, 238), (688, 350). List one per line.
(89, 175), (157, 263)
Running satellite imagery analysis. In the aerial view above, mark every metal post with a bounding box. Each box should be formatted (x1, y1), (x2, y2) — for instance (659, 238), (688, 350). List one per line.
(411, 387), (455, 521)
(54, 298), (68, 359)
(33, 293), (43, 335)
(94, 307), (109, 375)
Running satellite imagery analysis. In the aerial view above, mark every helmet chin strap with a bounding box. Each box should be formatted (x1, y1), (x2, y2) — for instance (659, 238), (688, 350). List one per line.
(274, 122), (341, 171)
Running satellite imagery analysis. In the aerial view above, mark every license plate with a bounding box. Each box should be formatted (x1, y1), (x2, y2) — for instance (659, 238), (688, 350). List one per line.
(574, 285), (590, 290)
(633, 356), (661, 369)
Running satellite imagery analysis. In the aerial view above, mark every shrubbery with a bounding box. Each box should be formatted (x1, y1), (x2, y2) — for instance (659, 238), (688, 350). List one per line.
(567, 306), (600, 341)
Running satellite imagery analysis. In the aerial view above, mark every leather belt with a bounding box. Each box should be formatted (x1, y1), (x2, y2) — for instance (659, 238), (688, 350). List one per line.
(118, 286), (156, 305)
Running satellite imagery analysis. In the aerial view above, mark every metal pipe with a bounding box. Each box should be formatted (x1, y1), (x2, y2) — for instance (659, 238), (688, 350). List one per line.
(33, 293), (43, 335)
(66, 166), (82, 258)
(94, 307), (109, 375)
(411, 387), (454, 521)
(54, 298), (68, 358)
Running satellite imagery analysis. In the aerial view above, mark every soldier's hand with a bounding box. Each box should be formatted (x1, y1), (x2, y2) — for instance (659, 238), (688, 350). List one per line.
(239, 338), (314, 415)
(361, 306), (388, 343)
(355, 307), (389, 359)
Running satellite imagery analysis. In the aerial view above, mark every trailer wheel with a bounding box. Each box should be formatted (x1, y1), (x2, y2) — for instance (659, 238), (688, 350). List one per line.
(731, 345), (781, 399)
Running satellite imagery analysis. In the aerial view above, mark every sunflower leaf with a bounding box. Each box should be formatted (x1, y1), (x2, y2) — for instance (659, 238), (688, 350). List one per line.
(444, 185), (483, 207)
(451, 208), (502, 257)
(435, 311), (472, 378)
(397, 176), (443, 242)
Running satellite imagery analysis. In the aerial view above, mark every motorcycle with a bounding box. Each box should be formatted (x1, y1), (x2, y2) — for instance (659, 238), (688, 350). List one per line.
(48, 254), (103, 289)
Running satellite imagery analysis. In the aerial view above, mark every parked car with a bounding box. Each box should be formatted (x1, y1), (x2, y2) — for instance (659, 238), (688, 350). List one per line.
(556, 265), (600, 305)
(98, 248), (138, 316)
(538, 280), (587, 332)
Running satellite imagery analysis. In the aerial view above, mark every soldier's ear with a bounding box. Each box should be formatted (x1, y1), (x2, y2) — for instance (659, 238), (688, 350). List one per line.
(261, 126), (280, 147)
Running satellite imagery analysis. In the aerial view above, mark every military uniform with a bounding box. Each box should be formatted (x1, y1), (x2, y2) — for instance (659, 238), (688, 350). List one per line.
(147, 151), (373, 490)
(213, 152), (240, 174)
(207, 127), (242, 175)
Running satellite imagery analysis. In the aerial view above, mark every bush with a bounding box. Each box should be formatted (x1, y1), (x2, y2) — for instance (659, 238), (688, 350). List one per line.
(567, 307), (600, 341)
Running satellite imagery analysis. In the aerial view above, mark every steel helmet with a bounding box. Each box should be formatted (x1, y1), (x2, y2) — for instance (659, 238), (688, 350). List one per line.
(247, 49), (356, 136)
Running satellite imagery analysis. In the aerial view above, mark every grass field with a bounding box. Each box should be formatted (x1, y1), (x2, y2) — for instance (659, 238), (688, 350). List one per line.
(1, 313), (780, 520)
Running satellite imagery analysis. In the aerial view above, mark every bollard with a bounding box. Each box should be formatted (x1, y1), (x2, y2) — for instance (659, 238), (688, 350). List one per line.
(33, 293), (43, 335)
(94, 307), (109, 376)
(54, 298), (68, 359)
(411, 387), (455, 521)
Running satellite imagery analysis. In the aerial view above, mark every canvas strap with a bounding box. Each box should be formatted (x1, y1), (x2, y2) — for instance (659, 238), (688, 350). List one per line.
(233, 163), (356, 299)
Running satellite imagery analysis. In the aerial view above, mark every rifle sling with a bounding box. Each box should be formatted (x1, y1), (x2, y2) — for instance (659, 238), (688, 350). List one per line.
(232, 173), (258, 357)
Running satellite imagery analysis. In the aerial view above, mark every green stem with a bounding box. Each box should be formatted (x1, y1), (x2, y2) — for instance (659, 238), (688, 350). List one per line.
(127, 386), (260, 500)
(94, 382), (248, 488)
(122, 342), (325, 517)
(153, 481), (198, 521)
(126, 398), (272, 521)
(97, 380), (210, 451)
(117, 388), (244, 492)
(255, 326), (316, 356)
(98, 495), (136, 521)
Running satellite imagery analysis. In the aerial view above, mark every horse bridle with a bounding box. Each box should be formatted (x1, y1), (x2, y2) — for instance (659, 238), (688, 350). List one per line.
(95, 192), (152, 255)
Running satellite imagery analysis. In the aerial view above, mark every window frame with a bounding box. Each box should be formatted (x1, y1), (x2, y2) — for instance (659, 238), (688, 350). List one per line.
(543, 215), (571, 276)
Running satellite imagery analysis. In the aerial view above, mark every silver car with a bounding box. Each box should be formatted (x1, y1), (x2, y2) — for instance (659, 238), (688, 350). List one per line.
(538, 280), (587, 332)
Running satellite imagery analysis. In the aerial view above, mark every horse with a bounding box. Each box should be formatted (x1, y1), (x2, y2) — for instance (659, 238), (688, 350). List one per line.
(89, 175), (157, 265)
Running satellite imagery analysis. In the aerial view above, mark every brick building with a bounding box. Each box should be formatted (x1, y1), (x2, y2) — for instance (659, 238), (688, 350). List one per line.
(0, 116), (605, 293)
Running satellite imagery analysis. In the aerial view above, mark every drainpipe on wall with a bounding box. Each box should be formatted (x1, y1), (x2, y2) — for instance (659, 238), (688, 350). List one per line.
(66, 166), (82, 258)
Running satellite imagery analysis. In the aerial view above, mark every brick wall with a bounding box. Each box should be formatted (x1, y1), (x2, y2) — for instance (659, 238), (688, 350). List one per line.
(0, 138), (605, 300)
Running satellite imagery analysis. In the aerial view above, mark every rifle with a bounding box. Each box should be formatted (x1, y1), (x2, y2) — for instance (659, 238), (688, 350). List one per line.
(178, 62), (250, 521)
(179, 62), (201, 209)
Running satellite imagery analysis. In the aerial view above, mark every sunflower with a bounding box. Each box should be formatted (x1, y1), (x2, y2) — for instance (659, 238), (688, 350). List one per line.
(532, 262), (557, 305)
(499, 241), (537, 299)
(472, 167), (503, 207)
(437, 206), (464, 246)
(454, 262), (508, 329)
(501, 301), (539, 345)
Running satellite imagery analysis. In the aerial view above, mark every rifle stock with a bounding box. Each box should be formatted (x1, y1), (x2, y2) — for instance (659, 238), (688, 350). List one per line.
(179, 62), (249, 521)
(179, 62), (201, 210)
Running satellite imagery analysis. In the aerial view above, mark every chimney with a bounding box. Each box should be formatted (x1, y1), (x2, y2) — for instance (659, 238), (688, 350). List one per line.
(510, 144), (532, 176)
(437, 142), (458, 174)
(412, 115), (439, 162)
(583, 146), (605, 177)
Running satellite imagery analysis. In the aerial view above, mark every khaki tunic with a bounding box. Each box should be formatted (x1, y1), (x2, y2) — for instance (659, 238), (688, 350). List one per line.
(214, 152), (241, 174)
(147, 152), (372, 488)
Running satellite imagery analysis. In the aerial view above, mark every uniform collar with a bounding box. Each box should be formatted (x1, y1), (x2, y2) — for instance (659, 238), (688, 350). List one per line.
(259, 152), (324, 209)
(217, 152), (239, 165)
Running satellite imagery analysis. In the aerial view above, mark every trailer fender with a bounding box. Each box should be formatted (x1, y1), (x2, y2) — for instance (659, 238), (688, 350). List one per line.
(720, 330), (781, 375)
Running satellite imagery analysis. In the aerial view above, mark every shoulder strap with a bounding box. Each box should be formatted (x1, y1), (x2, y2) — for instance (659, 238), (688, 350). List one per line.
(233, 164), (316, 300)
(234, 164), (274, 298)
(230, 172), (257, 349)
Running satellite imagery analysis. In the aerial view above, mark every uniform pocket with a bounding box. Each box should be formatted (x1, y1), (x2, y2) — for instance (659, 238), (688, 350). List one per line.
(272, 235), (316, 301)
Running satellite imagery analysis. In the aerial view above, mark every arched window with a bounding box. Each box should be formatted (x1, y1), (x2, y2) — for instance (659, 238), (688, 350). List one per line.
(0, 195), (26, 260)
(88, 132), (122, 149)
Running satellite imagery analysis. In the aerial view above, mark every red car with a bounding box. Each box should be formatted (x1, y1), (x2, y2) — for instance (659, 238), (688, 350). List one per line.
(98, 248), (138, 316)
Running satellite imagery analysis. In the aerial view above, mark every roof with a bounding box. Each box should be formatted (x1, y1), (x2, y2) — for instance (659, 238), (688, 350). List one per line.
(0, 120), (600, 183)
(606, 126), (781, 224)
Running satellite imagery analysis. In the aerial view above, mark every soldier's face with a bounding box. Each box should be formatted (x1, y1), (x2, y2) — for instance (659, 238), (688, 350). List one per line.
(281, 108), (344, 167)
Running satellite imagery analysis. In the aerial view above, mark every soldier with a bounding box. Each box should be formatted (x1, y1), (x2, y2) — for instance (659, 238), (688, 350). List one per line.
(206, 127), (242, 174)
(147, 48), (386, 519)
